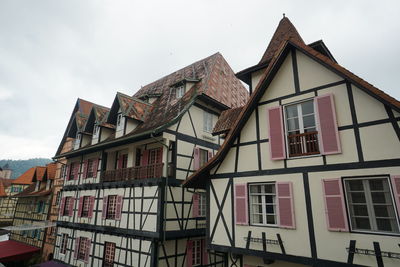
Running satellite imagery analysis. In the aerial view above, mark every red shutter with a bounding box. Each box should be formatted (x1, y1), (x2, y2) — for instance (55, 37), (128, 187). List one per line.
(391, 175), (400, 216)
(186, 240), (193, 267)
(193, 147), (200, 170)
(202, 239), (208, 265)
(207, 151), (213, 162)
(82, 160), (88, 179)
(315, 94), (341, 155)
(322, 178), (348, 231)
(141, 150), (149, 166)
(192, 194), (199, 217)
(117, 155), (123, 169)
(277, 182), (295, 229)
(156, 147), (163, 163)
(267, 106), (286, 160)
(74, 237), (80, 259)
(59, 197), (66, 216)
(115, 195), (123, 220)
(234, 184), (248, 225)
(77, 196), (84, 217)
(92, 159), (99, 178)
(74, 163), (80, 180)
(69, 198), (75, 217)
(84, 239), (91, 263)
(65, 165), (70, 181)
(102, 196), (108, 219)
(88, 196), (95, 218)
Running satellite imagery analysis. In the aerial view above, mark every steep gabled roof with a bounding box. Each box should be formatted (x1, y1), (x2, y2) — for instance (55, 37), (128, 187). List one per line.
(46, 163), (57, 180)
(184, 19), (400, 189)
(212, 107), (244, 136)
(107, 93), (153, 125)
(0, 181), (7, 197)
(35, 167), (46, 182)
(12, 167), (36, 185)
(83, 104), (111, 133)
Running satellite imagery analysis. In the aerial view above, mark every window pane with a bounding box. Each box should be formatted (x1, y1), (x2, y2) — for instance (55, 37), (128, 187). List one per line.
(287, 118), (299, 131)
(286, 105), (298, 118)
(264, 184), (274, 194)
(303, 115), (315, 128)
(371, 192), (387, 203)
(354, 217), (371, 230)
(265, 205), (275, 214)
(301, 101), (314, 115)
(376, 219), (392, 232)
(369, 179), (384, 190)
(348, 180), (363, 191)
(266, 215), (276, 224)
(374, 205), (389, 217)
(353, 205), (369, 216)
(350, 192), (366, 203)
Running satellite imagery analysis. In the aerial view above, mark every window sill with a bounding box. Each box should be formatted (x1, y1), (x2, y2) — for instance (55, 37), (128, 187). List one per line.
(347, 229), (400, 237)
(248, 223), (279, 228)
(286, 154), (321, 160)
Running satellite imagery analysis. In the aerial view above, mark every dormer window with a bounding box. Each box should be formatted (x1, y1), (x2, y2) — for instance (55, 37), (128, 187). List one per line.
(35, 181), (40, 191)
(117, 114), (122, 127)
(176, 85), (185, 99)
(74, 133), (81, 150)
(93, 124), (100, 140)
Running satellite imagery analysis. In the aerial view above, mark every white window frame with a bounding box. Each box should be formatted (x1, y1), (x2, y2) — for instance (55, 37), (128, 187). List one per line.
(81, 196), (91, 218)
(199, 149), (208, 168)
(74, 133), (81, 150)
(248, 183), (277, 226)
(343, 176), (400, 234)
(106, 195), (117, 220)
(60, 233), (68, 255)
(78, 237), (89, 261)
(192, 239), (202, 266)
(103, 242), (116, 267)
(92, 124), (100, 141)
(203, 111), (213, 133)
(176, 85), (185, 98)
(198, 193), (206, 217)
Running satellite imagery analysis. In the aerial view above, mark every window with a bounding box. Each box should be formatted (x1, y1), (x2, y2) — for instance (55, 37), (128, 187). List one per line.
(148, 148), (162, 165)
(249, 183), (277, 226)
(192, 239), (202, 266)
(60, 233), (68, 254)
(176, 85), (185, 98)
(64, 197), (72, 216)
(36, 201), (44, 213)
(78, 237), (89, 261)
(344, 177), (399, 233)
(56, 191), (61, 206)
(284, 100), (319, 157)
(81, 196), (91, 217)
(69, 162), (78, 180)
(74, 133), (81, 150)
(106, 195), (117, 219)
(93, 124), (100, 140)
(199, 149), (209, 167)
(203, 111), (213, 132)
(103, 242), (116, 267)
(87, 159), (95, 178)
(198, 193), (206, 217)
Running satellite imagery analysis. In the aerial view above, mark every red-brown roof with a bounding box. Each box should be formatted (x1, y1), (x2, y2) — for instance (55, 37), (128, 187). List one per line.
(212, 107), (243, 135)
(0, 240), (40, 262)
(12, 167), (36, 185)
(35, 167), (46, 181)
(46, 163), (57, 180)
(14, 182), (52, 197)
(0, 180), (7, 197)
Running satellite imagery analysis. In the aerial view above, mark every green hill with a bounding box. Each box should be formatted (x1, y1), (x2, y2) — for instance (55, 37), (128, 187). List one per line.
(0, 158), (53, 179)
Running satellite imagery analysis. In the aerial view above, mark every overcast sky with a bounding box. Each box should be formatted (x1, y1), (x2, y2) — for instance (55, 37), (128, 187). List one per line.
(0, 0), (399, 159)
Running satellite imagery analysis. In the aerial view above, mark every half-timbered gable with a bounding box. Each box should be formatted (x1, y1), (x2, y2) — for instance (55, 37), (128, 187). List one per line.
(54, 52), (248, 266)
(0, 178), (14, 226)
(185, 17), (400, 267)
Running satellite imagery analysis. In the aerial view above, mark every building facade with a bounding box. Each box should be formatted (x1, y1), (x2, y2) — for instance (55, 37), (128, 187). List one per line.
(53, 53), (248, 267)
(0, 164), (12, 179)
(185, 17), (400, 267)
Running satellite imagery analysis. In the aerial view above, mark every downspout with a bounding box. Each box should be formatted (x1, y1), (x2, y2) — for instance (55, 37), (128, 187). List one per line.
(150, 132), (169, 244)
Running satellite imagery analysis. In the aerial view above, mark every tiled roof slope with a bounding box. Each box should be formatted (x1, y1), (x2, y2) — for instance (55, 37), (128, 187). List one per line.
(0, 181), (7, 197)
(35, 167), (46, 181)
(46, 163), (57, 180)
(12, 167), (36, 185)
(212, 107), (243, 135)
(133, 53), (248, 133)
(117, 93), (153, 122)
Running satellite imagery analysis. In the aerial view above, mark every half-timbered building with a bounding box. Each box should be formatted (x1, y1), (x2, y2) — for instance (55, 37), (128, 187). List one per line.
(184, 17), (400, 267)
(53, 53), (248, 267)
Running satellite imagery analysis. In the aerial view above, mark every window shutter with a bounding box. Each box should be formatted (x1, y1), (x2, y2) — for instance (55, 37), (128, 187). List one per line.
(82, 160), (88, 179)
(65, 165), (70, 180)
(84, 239), (91, 263)
(74, 237), (80, 259)
(234, 184), (248, 225)
(92, 159), (99, 178)
(59, 197), (66, 216)
(192, 194), (199, 217)
(115, 195), (123, 220)
(267, 106), (286, 160)
(102, 196), (108, 219)
(77, 196), (84, 217)
(88, 196), (95, 218)
(141, 150), (149, 166)
(391, 175), (400, 216)
(186, 240), (193, 267)
(202, 239), (208, 265)
(207, 151), (213, 162)
(69, 198), (75, 217)
(74, 164), (80, 180)
(193, 147), (200, 170)
(315, 94), (341, 155)
(277, 182), (295, 229)
(322, 178), (348, 231)
(156, 147), (163, 164)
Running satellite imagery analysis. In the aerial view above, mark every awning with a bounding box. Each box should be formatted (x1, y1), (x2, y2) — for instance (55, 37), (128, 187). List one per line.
(0, 240), (40, 263)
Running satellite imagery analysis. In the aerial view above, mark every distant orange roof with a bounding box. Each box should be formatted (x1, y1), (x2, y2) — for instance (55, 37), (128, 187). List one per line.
(46, 163), (57, 180)
(12, 167), (36, 185)
(0, 181), (7, 197)
(35, 167), (46, 181)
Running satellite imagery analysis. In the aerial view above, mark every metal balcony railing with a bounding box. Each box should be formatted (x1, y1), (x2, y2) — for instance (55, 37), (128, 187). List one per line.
(287, 131), (319, 157)
(101, 163), (164, 182)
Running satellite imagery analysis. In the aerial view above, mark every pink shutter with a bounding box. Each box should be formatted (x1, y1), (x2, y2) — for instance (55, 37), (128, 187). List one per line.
(234, 184), (248, 225)
(202, 239), (208, 265)
(208, 151), (213, 162)
(88, 196), (95, 218)
(193, 147), (200, 170)
(277, 182), (295, 229)
(77, 196), (84, 217)
(192, 194), (199, 217)
(267, 106), (286, 160)
(65, 165), (70, 180)
(69, 198), (75, 216)
(117, 155), (123, 169)
(186, 240), (193, 267)
(102, 196), (108, 219)
(391, 175), (400, 216)
(59, 197), (66, 216)
(82, 160), (88, 179)
(322, 178), (348, 231)
(74, 237), (80, 259)
(141, 150), (149, 166)
(115, 195), (123, 220)
(156, 147), (163, 163)
(74, 163), (80, 180)
(315, 94), (341, 155)
(84, 239), (91, 263)
(92, 159), (99, 178)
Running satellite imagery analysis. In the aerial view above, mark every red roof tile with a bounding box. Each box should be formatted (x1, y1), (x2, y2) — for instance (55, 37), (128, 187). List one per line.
(35, 167), (46, 181)
(12, 167), (36, 185)
(46, 163), (57, 180)
(0, 181), (7, 197)
(212, 107), (243, 135)
(0, 240), (40, 262)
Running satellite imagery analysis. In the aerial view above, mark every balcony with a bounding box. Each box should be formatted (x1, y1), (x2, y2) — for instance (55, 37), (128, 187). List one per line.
(101, 163), (164, 182)
(287, 131), (319, 157)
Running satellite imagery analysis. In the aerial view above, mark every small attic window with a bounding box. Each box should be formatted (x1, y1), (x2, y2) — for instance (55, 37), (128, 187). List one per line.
(176, 85), (185, 99)
(117, 114), (122, 126)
